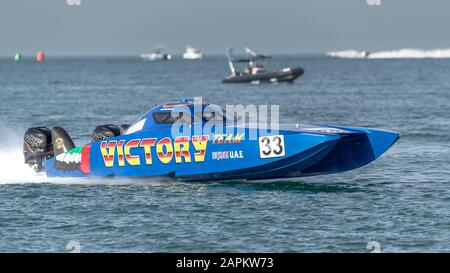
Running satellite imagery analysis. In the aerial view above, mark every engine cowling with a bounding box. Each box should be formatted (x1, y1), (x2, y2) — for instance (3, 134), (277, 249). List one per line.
(92, 124), (130, 141)
(23, 127), (53, 172)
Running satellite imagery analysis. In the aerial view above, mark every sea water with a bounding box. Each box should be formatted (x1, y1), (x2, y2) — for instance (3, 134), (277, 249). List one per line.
(0, 56), (449, 252)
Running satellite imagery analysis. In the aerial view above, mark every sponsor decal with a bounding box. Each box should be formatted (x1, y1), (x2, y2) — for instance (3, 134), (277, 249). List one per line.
(211, 133), (245, 144)
(100, 135), (209, 167)
(25, 134), (44, 147)
(55, 146), (81, 165)
(212, 150), (244, 161)
(54, 145), (91, 173)
(80, 145), (91, 173)
(55, 137), (64, 150)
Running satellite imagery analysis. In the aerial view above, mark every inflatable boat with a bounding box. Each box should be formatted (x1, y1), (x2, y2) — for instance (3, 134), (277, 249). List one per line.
(223, 47), (304, 84)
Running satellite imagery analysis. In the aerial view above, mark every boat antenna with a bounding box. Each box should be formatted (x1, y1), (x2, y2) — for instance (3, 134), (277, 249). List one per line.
(244, 47), (258, 67)
(226, 47), (236, 76)
(244, 47), (257, 58)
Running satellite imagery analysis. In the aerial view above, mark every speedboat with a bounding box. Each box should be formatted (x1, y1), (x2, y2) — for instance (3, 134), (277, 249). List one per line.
(222, 47), (304, 84)
(183, 46), (203, 60)
(326, 50), (370, 59)
(140, 47), (172, 61)
(23, 99), (398, 181)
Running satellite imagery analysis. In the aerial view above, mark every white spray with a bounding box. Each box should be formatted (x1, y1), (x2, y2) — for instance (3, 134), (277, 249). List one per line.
(0, 129), (47, 184)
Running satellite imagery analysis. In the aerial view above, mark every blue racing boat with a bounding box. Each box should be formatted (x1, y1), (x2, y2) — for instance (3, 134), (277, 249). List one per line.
(23, 99), (398, 181)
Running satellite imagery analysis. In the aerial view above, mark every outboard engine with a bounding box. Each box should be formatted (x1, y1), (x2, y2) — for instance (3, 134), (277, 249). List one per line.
(23, 126), (77, 172)
(23, 127), (53, 172)
(92, 124), (130, 141)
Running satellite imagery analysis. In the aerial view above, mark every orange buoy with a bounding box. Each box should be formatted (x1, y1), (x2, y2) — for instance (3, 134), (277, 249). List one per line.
(36, 51), (45, 62)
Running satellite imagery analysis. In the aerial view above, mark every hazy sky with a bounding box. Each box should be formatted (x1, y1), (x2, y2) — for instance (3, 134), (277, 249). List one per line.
(1, 0), (450, 56)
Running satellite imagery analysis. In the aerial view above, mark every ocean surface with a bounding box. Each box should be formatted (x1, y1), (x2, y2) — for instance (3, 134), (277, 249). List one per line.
(0, 55), (449, 252)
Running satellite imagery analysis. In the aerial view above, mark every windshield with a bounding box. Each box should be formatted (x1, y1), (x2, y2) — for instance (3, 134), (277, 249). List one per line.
(195, 111), (223, 122)
(152, 109), (235, 125)
(152, 112), (192, 124)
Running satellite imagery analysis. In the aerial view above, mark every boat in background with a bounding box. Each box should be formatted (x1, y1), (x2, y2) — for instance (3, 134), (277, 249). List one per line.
(222, 47), (304, 84)
(327, 48), (450, 59)
(183, 46), (203, 60)
(326, 50), (370, 59)
(140, 46), (172, 61)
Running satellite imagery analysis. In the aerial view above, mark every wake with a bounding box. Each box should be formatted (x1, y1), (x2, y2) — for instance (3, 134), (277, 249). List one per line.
(326, 48), (450, 59)
(0, 143), (47, 184)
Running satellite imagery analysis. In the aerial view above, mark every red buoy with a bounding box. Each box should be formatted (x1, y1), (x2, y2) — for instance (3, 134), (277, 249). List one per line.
(36, 51), (45, 62)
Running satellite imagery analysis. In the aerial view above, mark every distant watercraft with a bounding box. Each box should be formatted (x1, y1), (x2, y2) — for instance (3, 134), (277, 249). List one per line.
(326, 50), (370, 59)
(326, 48), (450, 59)
(183, 46), (203, 60)
(140, 47), (172, 61)
(222, 47), (303, 84)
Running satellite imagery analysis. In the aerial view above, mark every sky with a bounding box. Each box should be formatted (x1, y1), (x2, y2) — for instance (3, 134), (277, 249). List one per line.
(1, 0), (450, 56)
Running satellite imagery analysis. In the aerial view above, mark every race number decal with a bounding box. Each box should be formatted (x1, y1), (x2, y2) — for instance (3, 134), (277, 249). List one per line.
(259, 135), (285, 159)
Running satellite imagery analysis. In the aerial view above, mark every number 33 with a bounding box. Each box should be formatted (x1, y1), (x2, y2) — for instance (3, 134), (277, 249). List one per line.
(259, 135), (286, 158)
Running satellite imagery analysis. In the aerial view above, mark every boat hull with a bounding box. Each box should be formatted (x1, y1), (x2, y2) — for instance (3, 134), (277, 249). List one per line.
(43, 125), (398, 181)
(140, 53), (171, 61)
